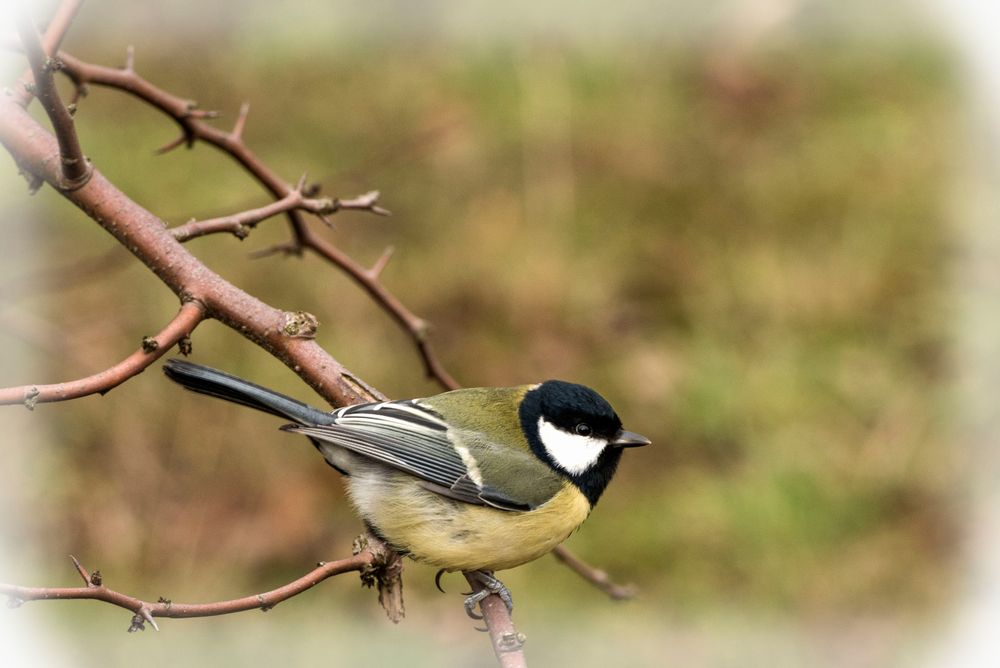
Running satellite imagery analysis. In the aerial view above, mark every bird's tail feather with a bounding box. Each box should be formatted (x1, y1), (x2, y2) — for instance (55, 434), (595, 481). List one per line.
(162, 358), (335, 425)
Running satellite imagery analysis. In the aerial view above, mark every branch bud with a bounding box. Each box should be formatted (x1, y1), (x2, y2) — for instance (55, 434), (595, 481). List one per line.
(282, 311), (319, 339)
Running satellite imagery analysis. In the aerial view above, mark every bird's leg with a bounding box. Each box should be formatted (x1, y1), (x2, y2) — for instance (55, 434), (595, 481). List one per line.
(462, 570), (514, 619)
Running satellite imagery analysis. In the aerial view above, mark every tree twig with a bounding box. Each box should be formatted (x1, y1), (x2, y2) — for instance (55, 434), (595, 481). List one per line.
(50, 47), (633, 601)
(297, 225), (461, 389)
(10, 0), (83, 107)
(464, 573), (528, 668)
(2, 15), (633, 660)
(170, 180), (386, 243)
(0, 301), (204, 408)
(0, 98), (376, 408)
(14, 7), (91, 189)
(54, 49), (310, 244)
(0, 547), (381, 632)
(551, 545), (637, 600)
(337, 190), (391, 216)
(52, 51), (454, 390)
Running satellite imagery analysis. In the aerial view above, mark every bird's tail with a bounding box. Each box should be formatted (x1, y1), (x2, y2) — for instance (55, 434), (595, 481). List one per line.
(162, 358), (336, 425)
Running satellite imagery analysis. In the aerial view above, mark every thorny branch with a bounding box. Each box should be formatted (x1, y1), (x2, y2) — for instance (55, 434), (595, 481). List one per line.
(0, 0), (412, 639)
(170, 175), (388, 243)
(9, 33), (632, 605)
(14, 7), (91, 189)
(0, 537), (403, 632)
(0, 3), (633, 662)
(52, 49), (458, 391)
(0, 10), (489, 648)
(1, 55), (377, 406)
(54, 49), (305, 242)
(10, 0), (83, 107)
(0, 301), (204, 408)
(295, 224), (462, 389)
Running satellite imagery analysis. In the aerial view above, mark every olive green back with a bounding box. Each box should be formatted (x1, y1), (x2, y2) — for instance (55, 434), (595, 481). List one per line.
(420, 386), (565, 509)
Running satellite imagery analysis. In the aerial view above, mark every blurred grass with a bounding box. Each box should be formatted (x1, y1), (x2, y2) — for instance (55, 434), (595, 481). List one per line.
(0, 2), (961, 664)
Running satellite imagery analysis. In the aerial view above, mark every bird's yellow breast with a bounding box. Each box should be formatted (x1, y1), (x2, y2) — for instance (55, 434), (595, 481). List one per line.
(347, 473), (592, 572)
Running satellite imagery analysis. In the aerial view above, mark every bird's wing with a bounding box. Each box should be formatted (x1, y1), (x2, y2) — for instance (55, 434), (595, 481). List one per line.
(283, 401), (534, 511)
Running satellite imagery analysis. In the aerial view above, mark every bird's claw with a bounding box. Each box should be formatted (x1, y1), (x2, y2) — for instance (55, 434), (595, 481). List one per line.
(462, 570), (514, 620)
(464, 598), (485, 620)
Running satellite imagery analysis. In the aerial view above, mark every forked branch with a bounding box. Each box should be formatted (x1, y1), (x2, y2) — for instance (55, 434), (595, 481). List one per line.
(170, 178), (388, 242)
(54, 49), (308, 243)
(10, 0), (83, 107)
(14, 7), (91, 188)
(1, 5), (635, 661)
(52, 50), (456, 391)
(16, 38), (633, 601)
(0, 97), (376, 408)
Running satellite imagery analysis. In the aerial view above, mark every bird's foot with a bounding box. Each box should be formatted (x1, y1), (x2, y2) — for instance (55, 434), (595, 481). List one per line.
(462, 570), (513, 619)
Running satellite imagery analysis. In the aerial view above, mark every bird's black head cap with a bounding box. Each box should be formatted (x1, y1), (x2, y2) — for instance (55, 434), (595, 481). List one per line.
(519, 380), (625, 506)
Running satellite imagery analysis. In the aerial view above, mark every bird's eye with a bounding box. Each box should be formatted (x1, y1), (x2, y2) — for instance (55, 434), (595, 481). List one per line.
(575, 423), (592, 437)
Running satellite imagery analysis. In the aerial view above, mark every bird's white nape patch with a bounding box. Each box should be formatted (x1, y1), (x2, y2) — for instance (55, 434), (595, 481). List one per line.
(537, 417), (608, 475)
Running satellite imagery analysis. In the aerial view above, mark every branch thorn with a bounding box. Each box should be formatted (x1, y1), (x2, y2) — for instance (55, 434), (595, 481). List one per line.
(231, 101), (250, 141)
(70, 554), (90, 585)
(369, 246), (395, 279)
(294, 173), (308, 193)
(143, 608), (159, 630)
(153, 133), (187, 155)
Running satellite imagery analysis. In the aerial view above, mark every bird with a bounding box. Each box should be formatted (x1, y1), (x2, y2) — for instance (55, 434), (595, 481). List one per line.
(162, 358), (649, 617)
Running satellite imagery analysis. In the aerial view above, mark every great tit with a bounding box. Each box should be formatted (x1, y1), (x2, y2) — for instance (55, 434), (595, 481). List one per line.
(162, 359), (649, 615)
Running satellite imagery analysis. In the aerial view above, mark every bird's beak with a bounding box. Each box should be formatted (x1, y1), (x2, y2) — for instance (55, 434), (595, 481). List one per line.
(610, 430), (651, 448)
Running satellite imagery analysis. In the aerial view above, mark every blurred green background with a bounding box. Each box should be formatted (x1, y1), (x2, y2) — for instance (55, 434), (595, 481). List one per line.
(0, 0), (969, 665)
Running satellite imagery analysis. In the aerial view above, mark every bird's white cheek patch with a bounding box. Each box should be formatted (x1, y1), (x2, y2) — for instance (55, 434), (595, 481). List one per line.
(537, 417), (608, 475)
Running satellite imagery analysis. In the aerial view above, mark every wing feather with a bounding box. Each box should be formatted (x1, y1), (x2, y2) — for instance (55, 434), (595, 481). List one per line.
(283, 400), (534, 511)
